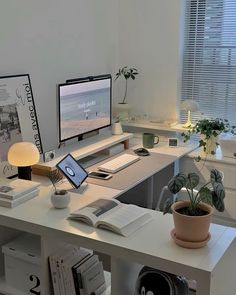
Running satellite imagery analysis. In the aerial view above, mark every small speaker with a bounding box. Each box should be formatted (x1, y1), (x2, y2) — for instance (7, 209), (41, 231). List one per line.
(44, 150), (56, 162)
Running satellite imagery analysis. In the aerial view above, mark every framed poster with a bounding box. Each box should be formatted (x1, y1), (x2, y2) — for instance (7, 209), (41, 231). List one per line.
(0, 74), (43, 177)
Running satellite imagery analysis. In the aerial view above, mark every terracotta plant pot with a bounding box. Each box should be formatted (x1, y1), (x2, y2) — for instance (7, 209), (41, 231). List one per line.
(171, 201), (214, 244)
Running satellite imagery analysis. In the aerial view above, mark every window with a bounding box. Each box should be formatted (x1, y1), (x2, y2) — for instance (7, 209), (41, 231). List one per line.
(180, 0), (236, 125)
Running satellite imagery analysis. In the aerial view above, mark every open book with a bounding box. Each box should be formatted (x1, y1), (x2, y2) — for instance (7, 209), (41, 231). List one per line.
(69, 199), (152, 237)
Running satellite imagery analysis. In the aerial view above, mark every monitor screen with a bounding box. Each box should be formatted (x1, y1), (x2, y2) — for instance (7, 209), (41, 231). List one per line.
(56, 153), (88, 188)
(58, 74), (111, 142)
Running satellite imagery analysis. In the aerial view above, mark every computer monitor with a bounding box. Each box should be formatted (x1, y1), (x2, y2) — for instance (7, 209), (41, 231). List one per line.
(58, 74), (112, 143)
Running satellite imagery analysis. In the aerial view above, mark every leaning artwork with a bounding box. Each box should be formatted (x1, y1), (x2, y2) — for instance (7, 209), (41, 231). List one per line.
(0, 74), (42, 177)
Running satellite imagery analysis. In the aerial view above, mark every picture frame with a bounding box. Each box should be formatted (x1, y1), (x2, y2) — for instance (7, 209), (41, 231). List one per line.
(168, 138), (179, 148)
(0, 74), (43, 177)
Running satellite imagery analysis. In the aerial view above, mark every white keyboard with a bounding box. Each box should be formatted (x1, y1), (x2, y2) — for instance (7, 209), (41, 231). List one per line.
(98, 153), (140, 173)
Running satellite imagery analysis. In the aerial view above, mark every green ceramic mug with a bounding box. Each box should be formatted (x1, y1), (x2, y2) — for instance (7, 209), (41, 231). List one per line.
(143, 133), (159, 148)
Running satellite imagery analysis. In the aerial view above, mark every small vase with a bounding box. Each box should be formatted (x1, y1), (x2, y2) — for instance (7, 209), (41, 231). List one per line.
(51, 192), (70, 209)
(112, 122), (123, 135)
(114, 103), (131, 122)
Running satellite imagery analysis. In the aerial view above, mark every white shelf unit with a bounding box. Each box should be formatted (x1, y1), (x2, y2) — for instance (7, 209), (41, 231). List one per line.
(0, 228), (111, 295)
(0, 206), (236, 295)
(0, 276), (28, 295)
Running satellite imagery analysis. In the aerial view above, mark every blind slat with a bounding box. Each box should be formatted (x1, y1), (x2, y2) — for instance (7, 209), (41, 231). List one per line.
(181, 0), (236, 125)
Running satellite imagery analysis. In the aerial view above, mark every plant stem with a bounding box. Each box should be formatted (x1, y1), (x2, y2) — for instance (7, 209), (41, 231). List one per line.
(122, 79), (128, 104)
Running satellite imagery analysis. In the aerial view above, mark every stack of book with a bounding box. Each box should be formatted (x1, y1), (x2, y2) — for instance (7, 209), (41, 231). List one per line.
(0, 178), (40, 208)
(49, 245), (106, 295)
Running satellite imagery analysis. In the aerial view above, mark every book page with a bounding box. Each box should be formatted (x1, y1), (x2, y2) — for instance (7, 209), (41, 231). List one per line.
(96, 204), (152, 236)
(69, 199), (121, 226)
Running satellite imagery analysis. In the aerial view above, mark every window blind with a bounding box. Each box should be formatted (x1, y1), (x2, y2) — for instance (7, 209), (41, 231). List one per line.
(180, 0), (236, 125)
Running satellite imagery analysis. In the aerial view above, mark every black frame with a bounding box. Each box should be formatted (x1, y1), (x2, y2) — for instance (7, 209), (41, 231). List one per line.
(56, 153), (88, 189)
(0, 74), (43, 178)
(58, 74), (112, 143)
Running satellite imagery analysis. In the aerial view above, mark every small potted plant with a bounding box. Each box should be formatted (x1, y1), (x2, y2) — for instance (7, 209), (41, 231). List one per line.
(114, 66), (139, 121)
(46, 169), (70, 209)
(163, 169), (225, 248)
(182, 118), (236, 160)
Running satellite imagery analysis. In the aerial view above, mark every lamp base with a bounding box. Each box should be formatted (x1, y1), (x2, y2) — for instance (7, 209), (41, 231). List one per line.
(18, 166), (32, 180)
(182, 110), (193, 128)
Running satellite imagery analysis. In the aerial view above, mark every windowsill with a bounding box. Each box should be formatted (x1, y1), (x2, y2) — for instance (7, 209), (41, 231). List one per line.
(186, 145), (236, 165)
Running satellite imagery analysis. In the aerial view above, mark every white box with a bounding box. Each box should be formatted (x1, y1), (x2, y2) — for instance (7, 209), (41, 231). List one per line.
(2, 233), (41, 294)
(220, 137), (236, 158)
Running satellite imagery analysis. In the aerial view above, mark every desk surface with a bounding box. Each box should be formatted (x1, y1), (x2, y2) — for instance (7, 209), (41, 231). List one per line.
(1, 139), (232, 287)
(0, 177), (235, 277)
(86, 151), (176, 190)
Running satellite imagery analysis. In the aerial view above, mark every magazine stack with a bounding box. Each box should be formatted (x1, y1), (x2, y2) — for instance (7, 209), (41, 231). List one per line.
(49, 245), (106, 295)
(0, 178), (40, 208)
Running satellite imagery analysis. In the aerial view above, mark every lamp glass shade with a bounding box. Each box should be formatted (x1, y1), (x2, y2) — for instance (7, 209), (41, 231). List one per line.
(8, 142), (40, 167)
(180, 99), (199, 112)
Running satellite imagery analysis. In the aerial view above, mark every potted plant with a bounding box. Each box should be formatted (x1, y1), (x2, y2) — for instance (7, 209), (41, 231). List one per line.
(46, 169), (70, 209)
(114, 66), (139, 121)
(163, 169), (225, 248)
(181, 118), (236, 160)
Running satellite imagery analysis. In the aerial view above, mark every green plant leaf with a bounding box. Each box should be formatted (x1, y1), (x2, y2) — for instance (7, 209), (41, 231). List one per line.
(45, 170), (64, 193)
(168, 173), (187, 194)
(185, 173), (199, 189)
(198, 187), (212, 205)
(210, 169), (223, 184)
(213, 182), (225, 199)
(163, 198), (173, 215)
(194, 156), (201, 162)
(212, 191), (225, 212)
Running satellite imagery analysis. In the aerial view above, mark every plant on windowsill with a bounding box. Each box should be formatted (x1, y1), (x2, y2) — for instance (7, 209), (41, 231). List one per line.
(163, 169), (225, 248)
(181, 118), (236, 161)
(114, 66), (139, 121)
(115, 66), (139, 104)
(46, 170), (70, 209)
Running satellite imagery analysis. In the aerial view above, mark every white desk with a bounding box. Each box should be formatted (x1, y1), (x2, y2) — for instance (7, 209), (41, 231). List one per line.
(0, 178), (235, 295)
(0, 138), (224, 295)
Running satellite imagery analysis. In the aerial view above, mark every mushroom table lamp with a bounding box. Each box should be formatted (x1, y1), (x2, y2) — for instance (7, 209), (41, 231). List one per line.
(180, 99), (199, 128)
(8, 142), (40, 180)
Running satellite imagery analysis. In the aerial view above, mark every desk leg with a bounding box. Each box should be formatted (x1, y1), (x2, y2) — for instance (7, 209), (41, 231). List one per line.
(111, 257), (142, 295)
(195, 274), (211, 295)
(146, 176), (154, 209)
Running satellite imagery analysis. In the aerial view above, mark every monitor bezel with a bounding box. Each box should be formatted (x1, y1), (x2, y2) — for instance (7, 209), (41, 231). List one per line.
(58, 74), (112, 143)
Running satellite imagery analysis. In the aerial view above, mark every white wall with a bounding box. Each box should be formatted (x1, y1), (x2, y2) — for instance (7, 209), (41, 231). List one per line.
(115, 0), (182, 122)
(0, 0), (118, 151)
(0, 0), (183, 151)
